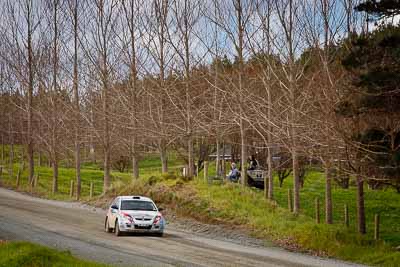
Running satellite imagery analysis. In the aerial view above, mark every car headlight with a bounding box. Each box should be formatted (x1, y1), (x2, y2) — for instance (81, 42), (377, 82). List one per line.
(153, 215), (162, 225)
(121, 212), (133, 223)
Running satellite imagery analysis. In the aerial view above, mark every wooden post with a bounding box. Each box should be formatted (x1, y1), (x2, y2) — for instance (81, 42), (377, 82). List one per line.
(182, 165), (188, 177)
(196, 164), (199, 179)
(1, 134), (4, 164)
(90, 182), (94, 199)
(374, 214), (380, 240)
(222, 159), (226, 178)
(16, 169), (21, 188)
(315, 197), (320, 224)
(34, 173), (39, 187)
(29, 175), (34, 192)
(288, 188), (293, 212)
(70, 180), (74, 198)
(203, 161), (209, 183)
(344, 204), (349, 227)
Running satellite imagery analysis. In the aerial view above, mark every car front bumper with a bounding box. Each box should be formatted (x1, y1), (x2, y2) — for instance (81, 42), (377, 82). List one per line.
(119, 222), (164, 233)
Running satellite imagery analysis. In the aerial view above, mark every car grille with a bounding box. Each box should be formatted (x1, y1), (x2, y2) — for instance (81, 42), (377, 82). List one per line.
(134, 225), (152, 230)
(135, 218), (152, 221)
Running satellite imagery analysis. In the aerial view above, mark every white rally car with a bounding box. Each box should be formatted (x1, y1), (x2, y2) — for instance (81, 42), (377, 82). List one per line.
(104, 196), (165, 237)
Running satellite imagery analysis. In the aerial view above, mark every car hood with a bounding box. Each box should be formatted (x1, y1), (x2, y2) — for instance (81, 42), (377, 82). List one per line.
(121, 210), (158, 219)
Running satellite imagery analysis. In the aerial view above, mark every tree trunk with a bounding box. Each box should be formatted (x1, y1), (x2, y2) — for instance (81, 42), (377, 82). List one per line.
(38, 151), (42, 167)
(240, 123), (247, 186)
(103, 145), (111, 192)
(161, 152), (168, 173)
(236, 0), (247, 187)
(240, 103), (247, 185)
(97, 0), (112, 193)
(9, 143), (14, 179)
(325, 166), (333, 224)
(267, 146), (273, 199)
(132, 154), (139, 179)
(102, 77), (111, 192)
(52, 158), (58, 193)
(1, 134), (4, 164)
(89, 143), (95, 163)
(292, 150), (300, 214)
(215, 138), (220, 176)
(72, 0), (81, 200)
(188, 135), (194, 177)
(132, 136), (139, 179)
(8, 118), (14, 178)
(356, 174), (366, 234)
(27, 6), (35, 185)
(266, 86), (273, 199)
(75, 142), (81, 199)
(160, 140), (168, 173)
(51, 0), (60, 195)
(222, 142), (226, 176)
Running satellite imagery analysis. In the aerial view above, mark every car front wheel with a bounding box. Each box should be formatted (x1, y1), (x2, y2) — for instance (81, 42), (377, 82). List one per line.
(115, 220), (122, 236)
(105, 217), (112, 233)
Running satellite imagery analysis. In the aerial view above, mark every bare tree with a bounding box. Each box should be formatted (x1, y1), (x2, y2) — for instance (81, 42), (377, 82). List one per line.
(273, 0), (302, 213)
(82, 0), (119, 192)
(209, 0), (256, 185)
(1, 0), (44, 185)
(169, 0), (202, 177)
(121, 0), (142, 179)
(142, 0), (172, 173)
(67, 0), (82, 198)
(249, 0), (276, 199)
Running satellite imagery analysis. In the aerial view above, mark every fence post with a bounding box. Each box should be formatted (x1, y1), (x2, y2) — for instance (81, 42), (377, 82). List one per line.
(374, 214), (380, 240)
(222, 159), (226, 179)
(288, 188), (293, 212)
(315, 197), (320, 224)
(344, 204), (349, 227)
(70, 180), (74, 198)
(16, 169), (21, 188)
(90, 182), (94, 199)
(34, 173), (39, 188)
(203, 161), (209, 183)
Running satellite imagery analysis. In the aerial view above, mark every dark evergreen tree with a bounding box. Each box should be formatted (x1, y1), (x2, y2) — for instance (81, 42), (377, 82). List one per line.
(340, 22), (400, 192)
(356, 0), (400, 21)
(336, 0), (400, 234)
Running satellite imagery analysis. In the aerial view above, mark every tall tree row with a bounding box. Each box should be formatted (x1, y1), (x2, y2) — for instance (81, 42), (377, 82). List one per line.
(0, 1), (398, 236)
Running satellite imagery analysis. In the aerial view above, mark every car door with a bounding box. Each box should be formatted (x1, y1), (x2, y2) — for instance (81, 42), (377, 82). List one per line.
(109, 197), (119, 227)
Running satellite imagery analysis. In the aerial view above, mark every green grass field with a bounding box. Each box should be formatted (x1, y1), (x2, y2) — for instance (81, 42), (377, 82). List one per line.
(0, 145), (183, 200)
(0, 241), (111, 267)
(0, 144), (399, 266)
(200, 160), (400, 247)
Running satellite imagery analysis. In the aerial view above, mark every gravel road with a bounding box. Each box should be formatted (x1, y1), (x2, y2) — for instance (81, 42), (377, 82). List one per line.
(0, 188), (365, 267)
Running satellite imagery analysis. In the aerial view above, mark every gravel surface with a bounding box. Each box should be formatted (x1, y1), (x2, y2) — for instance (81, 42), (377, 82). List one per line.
(167, 217), (267, 248)
(0, 187), (366, 267)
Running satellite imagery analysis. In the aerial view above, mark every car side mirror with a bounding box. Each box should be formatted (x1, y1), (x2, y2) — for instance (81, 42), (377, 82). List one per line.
(111, 205), (118, 210)
(158, 208), (164, 212)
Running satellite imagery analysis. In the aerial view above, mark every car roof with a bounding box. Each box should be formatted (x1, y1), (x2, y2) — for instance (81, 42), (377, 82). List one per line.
(118, 196), (153, 202)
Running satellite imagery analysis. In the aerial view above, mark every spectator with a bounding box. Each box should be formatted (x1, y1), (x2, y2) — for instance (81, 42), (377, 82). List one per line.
(248, 155), (258, 170)
(228, 162), (240, 182)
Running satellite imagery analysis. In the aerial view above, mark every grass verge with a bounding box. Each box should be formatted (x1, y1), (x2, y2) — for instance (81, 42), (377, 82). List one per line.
(0, 241), (111, 267)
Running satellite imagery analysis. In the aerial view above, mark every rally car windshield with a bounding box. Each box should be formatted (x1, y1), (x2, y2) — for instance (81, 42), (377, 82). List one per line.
(120, 200), (156, 211)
